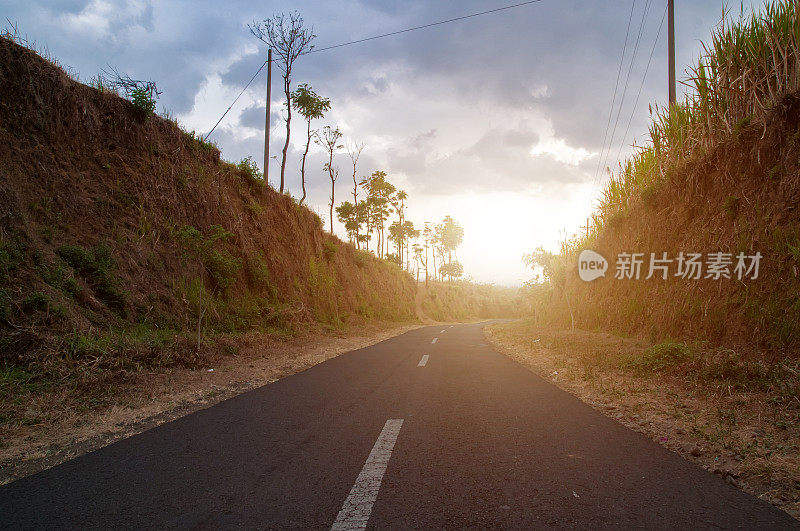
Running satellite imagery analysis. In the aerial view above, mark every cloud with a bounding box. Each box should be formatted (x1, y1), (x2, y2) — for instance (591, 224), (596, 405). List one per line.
(2, 0), (772, 282)
(239, 103), (266, 129)
(60, 0), (154, 41)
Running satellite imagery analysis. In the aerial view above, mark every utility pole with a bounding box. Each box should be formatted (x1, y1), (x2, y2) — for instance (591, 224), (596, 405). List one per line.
(264, 48), (272, 186)
(668, 0), (675, 106)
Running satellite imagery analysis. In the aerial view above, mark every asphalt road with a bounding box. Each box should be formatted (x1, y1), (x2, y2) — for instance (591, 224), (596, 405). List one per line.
(1, 322), (797, 529)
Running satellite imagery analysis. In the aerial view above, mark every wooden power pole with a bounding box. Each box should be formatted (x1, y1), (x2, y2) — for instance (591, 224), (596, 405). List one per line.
(668, 0), (675, 105)
(264, 48), (272, 185)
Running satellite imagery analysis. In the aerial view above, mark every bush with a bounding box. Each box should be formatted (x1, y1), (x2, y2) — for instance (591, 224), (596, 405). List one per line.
(176, 224), (241, 291)
(37, 262), (80, 297)
(237, 156), (263, 186)
(21, 292), (49, 313)
(131, 87), (156, 114)
(354, 249), (371, 268)
(205, 249), (241, 290)
(246, 252), (278, 300)
(56, 243), (126, 315)
(623, 341), (695, 374)
(323, 241), (337, 262)
(102, 69), (160, 116)
(246, 199), (264, 216)
(0, 237), (25, 281)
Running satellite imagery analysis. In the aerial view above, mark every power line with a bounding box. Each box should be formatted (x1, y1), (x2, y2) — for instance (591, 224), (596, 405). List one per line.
(203, 0), (545, 139)
(614, 3), (667, 164)
(308, 0), (543, 54)
(591, 0), (637, 195)
(599, 0), (652, 177)
(203, 57), (269, 141)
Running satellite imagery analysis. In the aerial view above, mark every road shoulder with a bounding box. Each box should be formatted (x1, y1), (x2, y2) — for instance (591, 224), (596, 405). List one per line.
(484, 319), (800, 521)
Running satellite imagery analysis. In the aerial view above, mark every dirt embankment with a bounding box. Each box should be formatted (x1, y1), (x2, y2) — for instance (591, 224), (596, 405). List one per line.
(546, 93), (800, 352)
(0, 35), (421, 438)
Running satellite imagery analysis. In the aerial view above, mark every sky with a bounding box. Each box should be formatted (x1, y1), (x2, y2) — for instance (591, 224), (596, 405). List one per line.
(6, 0), (770, 285)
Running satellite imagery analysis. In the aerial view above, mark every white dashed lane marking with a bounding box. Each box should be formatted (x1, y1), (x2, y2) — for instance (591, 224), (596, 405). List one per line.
(417, 355), (429, 367)
(331, 419), (404, 531)
(431, 338), (438, 344)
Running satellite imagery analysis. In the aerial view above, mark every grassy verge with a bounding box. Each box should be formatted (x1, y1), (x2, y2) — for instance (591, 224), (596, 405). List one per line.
(0, 318), (420, 485)
(485, 319), (800, 519)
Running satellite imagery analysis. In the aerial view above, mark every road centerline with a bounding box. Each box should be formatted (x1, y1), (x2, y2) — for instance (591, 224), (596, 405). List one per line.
(431, 337), (438, 344)
(417, 355), (429, 367)
(331, 419), (404, 531)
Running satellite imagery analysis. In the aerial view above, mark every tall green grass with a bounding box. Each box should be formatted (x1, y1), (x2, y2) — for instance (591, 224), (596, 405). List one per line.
(574, 1), (800, 255)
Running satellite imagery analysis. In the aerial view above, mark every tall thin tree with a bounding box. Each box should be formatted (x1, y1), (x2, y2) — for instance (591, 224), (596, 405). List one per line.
(316, 126), (343, 233)
(391, 190), (408, 264)
(346, 141), (365, 248)
(291, 84), (330, 205)
(249, 12), (315, 193)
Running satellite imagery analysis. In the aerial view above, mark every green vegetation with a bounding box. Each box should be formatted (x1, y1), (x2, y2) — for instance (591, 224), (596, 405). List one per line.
(237, 156), (263, 187)
(130, 86), (156, 114)
(65, 324), (176, 359)
(37, 261), (80, 297)
(175, 225), (241, 291)
(566, 2), (800, 252)
(56, 243), (126, 315)
(521, 2), (800, 350)
(623, 341), (695, 375)
(21, 292), (50, 313)
(291, 83), (331, 204)
(246, 251), (278, 300)
(308, 257), (340, 326)
(0, 237), (25, 281)
(322, 241), (337, 262)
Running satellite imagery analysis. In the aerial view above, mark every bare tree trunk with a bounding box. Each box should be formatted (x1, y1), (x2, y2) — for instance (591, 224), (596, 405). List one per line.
(300, 119), (310, 205)
(280, 75), (291, 193)
(329, 178), (334, 233)
(424, 246), (429, 287)
(353, 179), (359, 248)
(348, 145), (362, 249)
